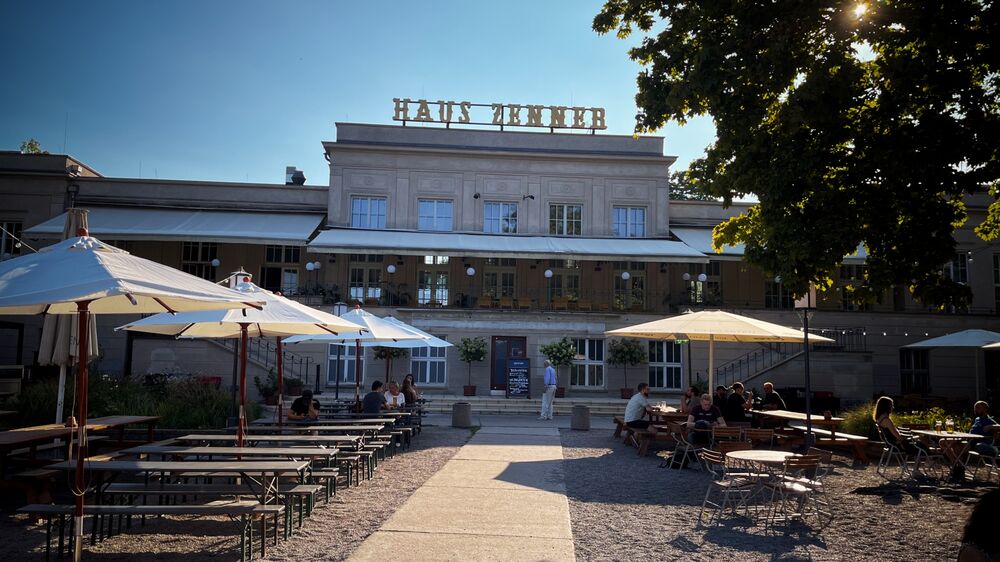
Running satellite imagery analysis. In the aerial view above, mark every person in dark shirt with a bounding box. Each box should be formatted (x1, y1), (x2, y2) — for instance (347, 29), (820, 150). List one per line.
(724, 382), (753, 423)
(760, 382), (786, 411)
(362, 380), (388, 414)
(288, 389), (320, 422)
(686, 393), (726, 445)
(712, 385), (728, 410)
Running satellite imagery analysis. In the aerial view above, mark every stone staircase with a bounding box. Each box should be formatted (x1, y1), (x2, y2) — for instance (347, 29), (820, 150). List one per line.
(409, 394), (630, 416)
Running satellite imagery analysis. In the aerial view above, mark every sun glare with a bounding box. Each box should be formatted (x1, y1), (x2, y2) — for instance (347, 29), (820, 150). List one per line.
(853, 3), (868, 19)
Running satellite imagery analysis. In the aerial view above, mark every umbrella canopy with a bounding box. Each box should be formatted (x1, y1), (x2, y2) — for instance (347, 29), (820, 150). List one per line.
(116, 280), (367, 438)
(905, 329), (1000, 401)
(606, 310), (834, 391)
(0, 233), (262, 562)
(0, 236), (264, 314)
(283, 315), (448, 348)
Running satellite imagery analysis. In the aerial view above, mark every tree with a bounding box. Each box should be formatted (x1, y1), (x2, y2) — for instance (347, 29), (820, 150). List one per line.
(594, 2), (998, 308)
(372, 346), (409, 382)
(667, 170), (717, 202)
(457, 337), (487, 387)
(538, 338), (577, 387)
(607, 338), (647, 390)
(20, 138), (48, 154)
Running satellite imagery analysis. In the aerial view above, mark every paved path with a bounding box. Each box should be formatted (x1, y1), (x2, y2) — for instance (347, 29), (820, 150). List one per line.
(349, 424), (575, 561)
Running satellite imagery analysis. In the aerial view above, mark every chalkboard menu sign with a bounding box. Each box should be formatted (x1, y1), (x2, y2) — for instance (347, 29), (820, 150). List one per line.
(505, 358), (531, 399)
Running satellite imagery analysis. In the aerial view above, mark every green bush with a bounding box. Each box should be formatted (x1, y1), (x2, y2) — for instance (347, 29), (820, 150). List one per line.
(840, 401), (973, 439)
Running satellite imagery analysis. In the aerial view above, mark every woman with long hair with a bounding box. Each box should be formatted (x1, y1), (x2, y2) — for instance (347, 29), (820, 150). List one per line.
(872, 396), (925, 456)
(401, 373), (419, 406)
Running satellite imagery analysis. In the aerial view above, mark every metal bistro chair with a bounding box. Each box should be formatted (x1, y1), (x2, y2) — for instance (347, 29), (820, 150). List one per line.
(697, 449), (755, 526)
(765, 454), (829, 530)
(875, 425), (939, 480)
(662, 422), (705, 470)
(745, 428), (776, 449)
(967, 434), (1000, 483)
(717, 440), (752, 455)
(711, 426), (743, 448)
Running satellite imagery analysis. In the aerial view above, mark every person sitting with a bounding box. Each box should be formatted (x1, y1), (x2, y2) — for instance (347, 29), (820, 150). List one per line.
(712, 385), (728, 410)
(759, 382), (786, 411)
(679, 385), (698, 414)
(624, 382), (655, 440)
(941, 401), (997, 467)
(362, 380), (388, 414)
(872, 396), (926, 456)
(401, 374), (419, 406)
(384, 380), (406, 409)
(723, 382), (753, 423)
(959, 488), (1000, 561)
(686, 393), (726, 445)
(288, 388), (320, 422)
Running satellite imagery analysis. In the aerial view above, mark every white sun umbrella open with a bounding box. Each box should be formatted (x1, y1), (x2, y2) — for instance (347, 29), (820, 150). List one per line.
(905, 329), (1000, 401)
(0, 233), (263, 562)
(117, 275), (367, 437)
(282, 307), (429, 401)
(605, 310), (834, 393)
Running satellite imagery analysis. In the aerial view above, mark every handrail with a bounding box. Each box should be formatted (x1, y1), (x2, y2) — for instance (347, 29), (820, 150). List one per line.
(219, 338), (313, 382)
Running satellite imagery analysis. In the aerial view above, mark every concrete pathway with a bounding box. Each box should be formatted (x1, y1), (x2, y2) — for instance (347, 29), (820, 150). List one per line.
(349, 423), (575, 561)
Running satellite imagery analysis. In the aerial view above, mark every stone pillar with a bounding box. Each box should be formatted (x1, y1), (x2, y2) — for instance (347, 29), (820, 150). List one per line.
(571, 404), (590, 431)
(452, 402), (472, 428)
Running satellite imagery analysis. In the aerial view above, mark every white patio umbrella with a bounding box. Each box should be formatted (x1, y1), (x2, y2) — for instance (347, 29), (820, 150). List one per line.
(0, 234), (263, 562)
(905, 329), (1000, 400)
(116, 277), (367, 438)
(36, 208), (98, 423)
(605, 310), (834, 394)
(282, 307), (429, 401)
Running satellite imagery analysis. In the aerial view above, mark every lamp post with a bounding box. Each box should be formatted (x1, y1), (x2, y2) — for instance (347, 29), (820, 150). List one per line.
(387, 264), (396, 306)
(305, 261), (315, 293)
(794, 283), (817, 449)
(332, 301), (349, 399)
(466, 266), (475, 308)
(544, 269), (553, 308)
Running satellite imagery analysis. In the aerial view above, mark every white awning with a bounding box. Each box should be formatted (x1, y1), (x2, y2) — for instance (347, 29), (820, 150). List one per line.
(24, 207), (324, 245)
(671, 227), (867, 264)
(309, 228), (708, 263)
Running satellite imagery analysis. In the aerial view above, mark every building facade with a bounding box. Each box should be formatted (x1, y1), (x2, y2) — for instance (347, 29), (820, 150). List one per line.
(2, 121), (999, 405)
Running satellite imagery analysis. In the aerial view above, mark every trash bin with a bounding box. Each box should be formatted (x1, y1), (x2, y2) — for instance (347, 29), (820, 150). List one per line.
(571, 404), (590, 431)
(452, 402), (472, 428)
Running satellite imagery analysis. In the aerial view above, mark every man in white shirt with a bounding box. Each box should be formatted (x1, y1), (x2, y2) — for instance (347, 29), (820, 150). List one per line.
(624, 383), (654, 429)
(384, 381), (406, 409)
(539, 360), (558, 420)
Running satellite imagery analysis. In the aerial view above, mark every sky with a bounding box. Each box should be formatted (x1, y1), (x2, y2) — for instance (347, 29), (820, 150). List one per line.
(0, 0), (716, 185)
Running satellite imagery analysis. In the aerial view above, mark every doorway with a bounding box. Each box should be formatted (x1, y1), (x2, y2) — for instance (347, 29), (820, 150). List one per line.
(491, 336), (526, 391)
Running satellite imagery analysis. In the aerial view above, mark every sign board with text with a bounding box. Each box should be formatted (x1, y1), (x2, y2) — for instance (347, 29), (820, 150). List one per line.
(505, 358), (531, 399)
(393, 98), (607, 131)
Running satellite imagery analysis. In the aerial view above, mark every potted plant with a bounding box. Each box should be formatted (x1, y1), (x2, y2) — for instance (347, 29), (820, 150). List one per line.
(253, 372), (277, 405)
(539, 337), (576, 398)
(373, 346), (409, 382)
(607, 338), (647, 399)
(284, 376), (304, 398)
(457, 337), (487, 396)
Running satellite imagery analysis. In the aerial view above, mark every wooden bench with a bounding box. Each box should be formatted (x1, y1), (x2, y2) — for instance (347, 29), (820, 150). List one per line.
(18, 502), (285, 561)
(11, 468), (60, 503)
(788, 423), (870, 463)
(613, 416), (673, 456)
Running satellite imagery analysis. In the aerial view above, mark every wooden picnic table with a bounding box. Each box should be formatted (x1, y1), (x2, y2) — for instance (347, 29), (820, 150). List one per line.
(252, 418), (393, 426)
(176, 434), (362, 449)
(242, 424), (385, 433)
(0, 415), (160, 476)
(753, 409), (843, 427)
(648, 406), (687, 424)
(120, 445), (339, 462)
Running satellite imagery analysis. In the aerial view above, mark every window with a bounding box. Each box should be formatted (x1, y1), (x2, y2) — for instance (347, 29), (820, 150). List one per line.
(900, 349), (929, 394)
(412, 339), (447, 385)
(351, 197), (387, 229)
(548, 260), (580, 299)
(570, 338), (604, 388)
(265, 245), (300, 264)
(839, 265), (870, 311)
(648, 341), (683, 390)
(549, 204), (582, 236)
(484, 258), (516, 298)
(418, 199), (453, 231)
(685, 262), (722, 305)
(613, 207), (646, 238)
(349, 254), (383, 302)
(613, 262), (645, 310)
(327, 344), (365, 384)
(418, 256), (450, 305)
(260, 266), (298, 294)
(181, 241), (218, 280)
(484, 202), (518, 234)
(946, 252), (969, 284)
(0, 221), (23, 259)
(765, 280), (794, 309)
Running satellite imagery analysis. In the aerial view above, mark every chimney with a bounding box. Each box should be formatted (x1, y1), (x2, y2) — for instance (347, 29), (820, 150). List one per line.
(285, 166), (306, 186)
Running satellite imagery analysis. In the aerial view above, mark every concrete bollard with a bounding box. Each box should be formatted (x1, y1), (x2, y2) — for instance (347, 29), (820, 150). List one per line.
(571, 404), (590, 431)
(452, 402), (472, 428)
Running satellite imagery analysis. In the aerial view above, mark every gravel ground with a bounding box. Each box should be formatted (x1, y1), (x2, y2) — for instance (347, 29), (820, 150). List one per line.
(2, 425), (470, 561)
(560, 428), (987, 562)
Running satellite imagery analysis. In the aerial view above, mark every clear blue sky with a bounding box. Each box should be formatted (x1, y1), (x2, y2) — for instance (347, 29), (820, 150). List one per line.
(0, 0), (715, 184)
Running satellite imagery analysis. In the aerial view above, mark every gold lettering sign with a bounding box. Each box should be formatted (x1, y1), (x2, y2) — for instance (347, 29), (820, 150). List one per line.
(392, 98), (607, 130)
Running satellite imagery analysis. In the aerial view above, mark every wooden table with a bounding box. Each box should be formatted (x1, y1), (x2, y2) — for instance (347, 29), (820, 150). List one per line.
(177, 434), (362, 449)
(648, 406), (687, 424)
(727, 449), (798, 465)
(0, 415), (160, 476)
(753, 410), (844, 431)
(242, 424), (385, 433)
(120, 445), (339, 463)
(912, 429), (984, 469)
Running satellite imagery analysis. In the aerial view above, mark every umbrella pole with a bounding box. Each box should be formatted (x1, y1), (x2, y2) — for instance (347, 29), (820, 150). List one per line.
(72, 301), (92, 562)
(56, 364), (67, 424)
(276, 337), (284, 428)
(976, 350), (981, 401)
(238, 325), (249, 448)
(355, 339), (362, 404)
(708, 335), (715, 393)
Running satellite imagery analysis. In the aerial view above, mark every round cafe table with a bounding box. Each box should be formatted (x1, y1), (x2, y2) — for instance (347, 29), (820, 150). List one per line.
(726, 449), (798, 465)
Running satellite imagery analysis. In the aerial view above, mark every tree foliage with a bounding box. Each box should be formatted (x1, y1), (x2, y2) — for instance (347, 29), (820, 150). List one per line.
(20, 138), (48, 154)
(667, 170), (717, 201)
(457, 337), (488, 386)
(607, 338), (647, 388)
(595, 1), (998, 307)
(539, 337), (577, 368)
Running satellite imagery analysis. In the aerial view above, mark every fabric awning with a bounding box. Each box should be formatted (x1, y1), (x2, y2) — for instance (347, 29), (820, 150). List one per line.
(25, 207), (324, 245)
(671, 227), (868, 264)
(308, 228), (708, 263)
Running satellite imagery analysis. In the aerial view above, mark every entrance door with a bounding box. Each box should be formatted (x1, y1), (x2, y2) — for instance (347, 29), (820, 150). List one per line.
(491, 336), (526, 391)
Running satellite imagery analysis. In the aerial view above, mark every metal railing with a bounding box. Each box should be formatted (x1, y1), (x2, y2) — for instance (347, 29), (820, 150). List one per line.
(219, 338), (313, 382)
